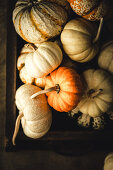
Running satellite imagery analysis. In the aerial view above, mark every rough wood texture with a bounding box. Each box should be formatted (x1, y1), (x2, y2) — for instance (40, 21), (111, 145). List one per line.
(0, 1), (7, 151)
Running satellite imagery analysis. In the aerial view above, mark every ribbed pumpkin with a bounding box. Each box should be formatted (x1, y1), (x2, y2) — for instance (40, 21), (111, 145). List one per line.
(71, 69), (113, 117)
(12, 84), (52, 145)
(98, 41), (113, 74)
(31, 67), (83, 112)
(67, 0), (110, 21)
(104, 152), (113, 170)
(13, 0), (69, 43)
(61, 17), (103, 63)
(17, 50), (46, 87)
(25, 41), (63, 78)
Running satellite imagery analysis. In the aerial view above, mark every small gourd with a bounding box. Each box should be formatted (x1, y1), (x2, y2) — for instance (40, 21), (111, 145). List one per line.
(24, 41), (63, 78)
(12, 84), (52, 145)
(31, 67), (83, 112)
(98, 41), (113, 74)
(104, 152), (113, 170)
(70, 111), (105, 129)
(61, 17), (103, 63)
(12, 0), (69, 43)
(17, 51), (46, 87)
(67, 0), (110, 21)
(71, 69), (113, 117)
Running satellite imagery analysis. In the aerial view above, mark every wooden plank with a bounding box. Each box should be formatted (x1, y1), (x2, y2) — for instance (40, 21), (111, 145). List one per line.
(0, 1), (7, 151)
(5, 0), (17, 147)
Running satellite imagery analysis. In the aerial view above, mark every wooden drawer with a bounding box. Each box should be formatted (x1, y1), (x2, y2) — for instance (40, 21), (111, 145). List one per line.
(5, 0), (113, 154)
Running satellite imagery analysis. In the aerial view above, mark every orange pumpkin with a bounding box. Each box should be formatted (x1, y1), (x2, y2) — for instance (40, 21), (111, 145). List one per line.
(31, 67), (83, 112)
(67, 0), (110, 21)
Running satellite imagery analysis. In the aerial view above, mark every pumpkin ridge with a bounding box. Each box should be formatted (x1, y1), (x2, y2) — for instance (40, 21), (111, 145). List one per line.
(93, 97), (109, 114)
(88, 99), (102, 116)
(32, 52), (47, 75)
(68, 46), (93, 60)
(30, 9), (50, 39)
(23, 123), (50, 136)
(25, 113), (52, 133)
(97, 96), (112, 105)
(75, 46), (97, 62)
(37, 49), (54, 69)
(39, 2), (65, 27)
(39, 44), (62, 65)
(64, 28), (92, 38)
(38, 45), (62, 70)
(95, 74), (110, 90)
(58, 93), (79, 110)
(19, 11), (32, 42)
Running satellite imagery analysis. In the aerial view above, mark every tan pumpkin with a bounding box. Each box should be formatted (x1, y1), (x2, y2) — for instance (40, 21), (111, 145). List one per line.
(25, 41), (63, 78)
(98, 41), (113, 74)
(67, 0), (110, 21)
(31, 66), (83, 112)
(12, 84), (52, 145)
(17, 51), (46, 87)
(60, 17), (103, 63)
(104, 152), (113, 170)
(12, 0), (69, 43)
(71, 69), (113, 117)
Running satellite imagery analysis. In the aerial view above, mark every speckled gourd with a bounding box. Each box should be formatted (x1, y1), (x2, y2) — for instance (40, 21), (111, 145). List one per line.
(67, 0), (110, 21)
(12, 84), (52, 145)
(12, 0), (69, 43)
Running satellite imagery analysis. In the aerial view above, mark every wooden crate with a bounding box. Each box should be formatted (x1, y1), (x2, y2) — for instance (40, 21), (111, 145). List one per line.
(5, 0), (113, 154)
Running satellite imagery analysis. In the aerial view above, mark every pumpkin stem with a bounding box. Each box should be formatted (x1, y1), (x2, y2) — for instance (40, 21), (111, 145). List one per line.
(93, 18), (103, 43)
(31, 84), (60, 99)
(12, 112), (24, 145)
(88, 89), (103, 98)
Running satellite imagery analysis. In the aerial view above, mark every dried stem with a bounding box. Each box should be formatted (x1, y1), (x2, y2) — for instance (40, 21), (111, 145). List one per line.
(93, 18), (103, 43)
(31, 84), (60, 99)
(88, 89), (103, 98)
(12, 112), (24, 145)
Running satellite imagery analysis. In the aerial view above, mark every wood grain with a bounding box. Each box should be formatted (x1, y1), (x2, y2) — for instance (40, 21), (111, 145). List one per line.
(0, 1), (7, 151)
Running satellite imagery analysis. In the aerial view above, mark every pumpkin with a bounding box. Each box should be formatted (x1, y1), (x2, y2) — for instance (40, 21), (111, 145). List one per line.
(31, 67), (83, 112)
(67, 0), (110, 21)
(60, 17), (103, 63)
(71, 69), (113, 117)
(19, 66), (34, 84)
(98, 41), (113, 74)
(12, 0), (69, 43)
(12, 84), (52, 145)
(104, 152), (113, 170)
(35, 76), (46, 88)
(17, 52), (46, 87)
(25, 41), (63, 78)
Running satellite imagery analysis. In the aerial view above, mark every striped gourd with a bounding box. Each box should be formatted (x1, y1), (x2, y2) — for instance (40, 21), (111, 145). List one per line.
(12, 0), (69, 43)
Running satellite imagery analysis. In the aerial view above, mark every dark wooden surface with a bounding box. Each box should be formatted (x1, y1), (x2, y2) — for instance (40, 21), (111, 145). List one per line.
(0, 0), (113, 170)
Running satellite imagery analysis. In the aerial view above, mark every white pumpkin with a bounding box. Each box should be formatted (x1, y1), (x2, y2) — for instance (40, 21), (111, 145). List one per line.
(17, 45), (46, 87)
(104, 152), (113, 170)
(98, 41), (113, 74)
(25, 41), (63, 78)
(12, 0), (69, 43)
(60, 17), (103, 63)
(71, 69), (113, 117)
(12, 84), (52, 145)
